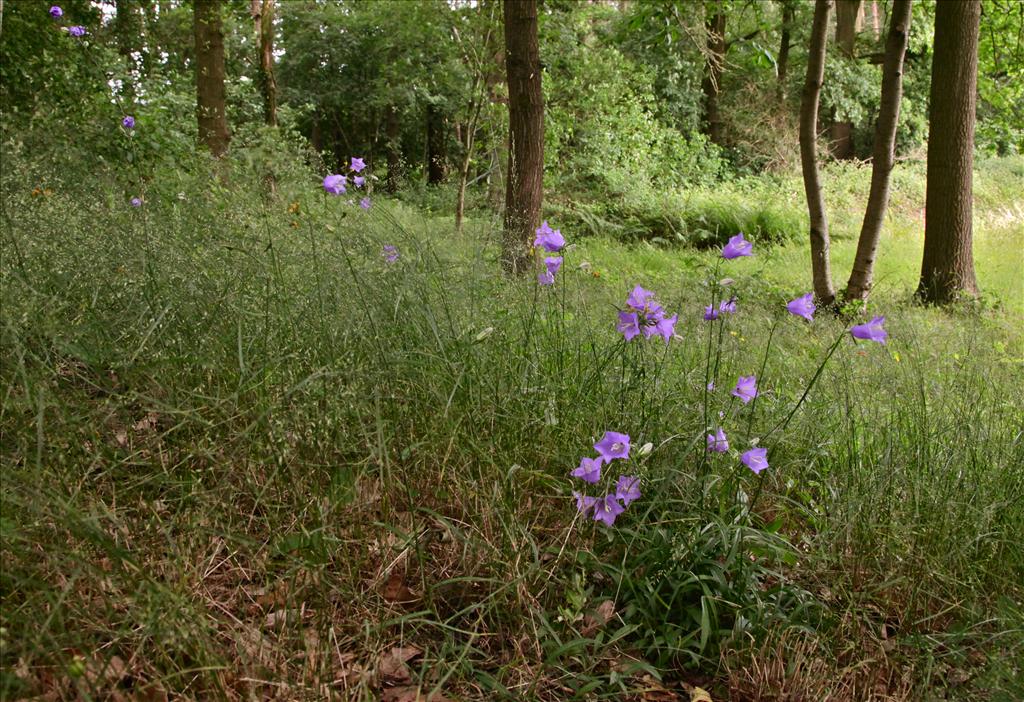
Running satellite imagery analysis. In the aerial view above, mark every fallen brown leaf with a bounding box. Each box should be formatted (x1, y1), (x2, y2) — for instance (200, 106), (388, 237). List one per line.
(581, 599), (616, 637)
(381, 572), (419, 605)
(377, 646), (423, 685)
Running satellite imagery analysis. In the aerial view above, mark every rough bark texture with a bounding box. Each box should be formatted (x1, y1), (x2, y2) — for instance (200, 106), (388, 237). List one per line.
(777, 0), (794, 101)
(701, 5), (726, 146)
(194, 0), (230, 157)
(502, 0), (544, 275)
(250, 0), (277, 127)
(800, 0), (836, 306)
(427, 104), (448, 184)
(845, 0), (912, 301)
(918, 0), (980, 303)
(831, 0), (861, 159)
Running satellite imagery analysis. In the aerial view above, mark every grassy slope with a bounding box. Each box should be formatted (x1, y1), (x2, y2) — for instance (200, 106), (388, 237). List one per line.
(1, 152), (1022, 700)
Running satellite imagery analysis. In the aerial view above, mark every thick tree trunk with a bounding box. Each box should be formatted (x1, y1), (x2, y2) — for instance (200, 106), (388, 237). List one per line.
(701, 5), (726, 146)
(831, 0), (861, 159)
(250, 0), (277, 127)
(427, 104), (448, 184)
(845, 0), (912, 301)
(502, 0), (544, 275)
(385, 106), (402, 194)
(194, 0), (230, 157)
(918, 0), (980, 303)
(777, 0), (794, 101)
(800, 0), (836, 306)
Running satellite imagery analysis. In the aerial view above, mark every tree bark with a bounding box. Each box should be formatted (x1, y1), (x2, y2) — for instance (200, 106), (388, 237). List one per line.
(918, 0), (980, 303)
(800, 0), (836, 306)
(831, 0), (861, 159)
(250, 0), (277, 127)
(427, 104), (448, 184)
(845, 0), (912, 301)
(502, 0), (544, 275)
(701, 4), (726, 146)
(776, 0), (794, 102)
(194, 0), (230, 157)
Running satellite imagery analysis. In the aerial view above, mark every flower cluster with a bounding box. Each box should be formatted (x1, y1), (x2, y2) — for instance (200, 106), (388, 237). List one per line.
(617, 285), (678, 343)
(323, 157), (370, 209)
(571, 431), (641, 526)
(49, 6), (86, 37)
(534, 221), (566, 286)
(704, 295), (737, 321)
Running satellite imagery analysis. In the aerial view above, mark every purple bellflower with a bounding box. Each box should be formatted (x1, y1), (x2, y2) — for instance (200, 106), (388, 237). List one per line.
(653, 313), (678, 343)
(592, 494), (625, 526)
(50, 6), (63, 18)
(122, 115), (135, 130)
(545, 256), (562, 277)
(360, 197), (371, 210)
(350, 157), (366, 173)
(787, 293), (816, 322)
(323, 174), (346, 195)
(742, 447), (769, 474)
(538, 271), (555, 285)
(533, 221), (565, 252)
(353, 175), (365, 188)
(850, 316), (888, 344)
(721, 233), (753, 260)
(571, 456), (603, 484)
(707, 427), (729, 453)
(703, 305), (719, 321)
(68, 25), (86, 36)
(732, 375), (758, 404)
(617, 311), (641, 341)
(615, 476), (641, 506)
(130, 197), (142, 207)
(574, 491), (598, 515)
(594, 431), (630, 462)
(719, 296), (737, 314)
(382, 245), (399, 263)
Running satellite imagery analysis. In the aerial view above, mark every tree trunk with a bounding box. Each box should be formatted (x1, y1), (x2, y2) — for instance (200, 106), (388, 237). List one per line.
(456, 80), (485, 232)
(845, 0), (912, 301)
(800, 0), (836, 306)
(250, 0), (277, 127)
(194, 0), (230, 157)
(917, 0), (980, 303)
(427, 104), (448, 184)
(830, 0), (861, 159)
(776, 0), (794, 102)
(385, 106), (402, 194)
(502, 0), (544, 275)
(701, 4), (726, 146)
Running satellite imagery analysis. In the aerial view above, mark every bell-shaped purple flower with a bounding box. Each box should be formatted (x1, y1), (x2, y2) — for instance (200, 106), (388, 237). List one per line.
(741, 447), (769, 474)
(130, 197), (142, 207)
(786, 292), (815, 322)
(719, 296), (737, 314)
(732, 375), (758, 404)
(653, 313), (678, 343)
(594, 431), (630, 462)
(617, 311), (641, 341)
(359, 197), (371, 210)
(122, 115), (135, 130)
(545, 256), (562, 276)
(703, 305), (719, 321)
(323, 174), (346, 195)
(571, 456), (603, 484)
(721, 233), (753, 260)
(538, 271), (555, 285)
(592, 494), (625, 526)
(615, 476), (641, 507)
(850, 316), (888, 344)
(382, 245), (399, 263)
(68, 25), (86, 37)
(533, 221), (565, 252)
(627, 285), (656, 312)
(50, 6), (63, 19)
(574, 491), (597, 515)
(353, 175), (365, 188)
(350, 157), (366, 173)
(706, 427), (729, 453)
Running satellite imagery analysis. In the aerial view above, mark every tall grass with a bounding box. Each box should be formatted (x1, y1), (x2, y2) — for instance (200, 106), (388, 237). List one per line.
(2, 142), (1022, 699)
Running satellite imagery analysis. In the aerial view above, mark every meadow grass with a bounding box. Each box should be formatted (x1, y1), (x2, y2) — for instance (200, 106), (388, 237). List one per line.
(1, 146), (1023, 700)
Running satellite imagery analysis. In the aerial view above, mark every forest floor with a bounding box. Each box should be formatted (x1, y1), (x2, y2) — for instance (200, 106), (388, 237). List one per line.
(2, 154), (1023, 700)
